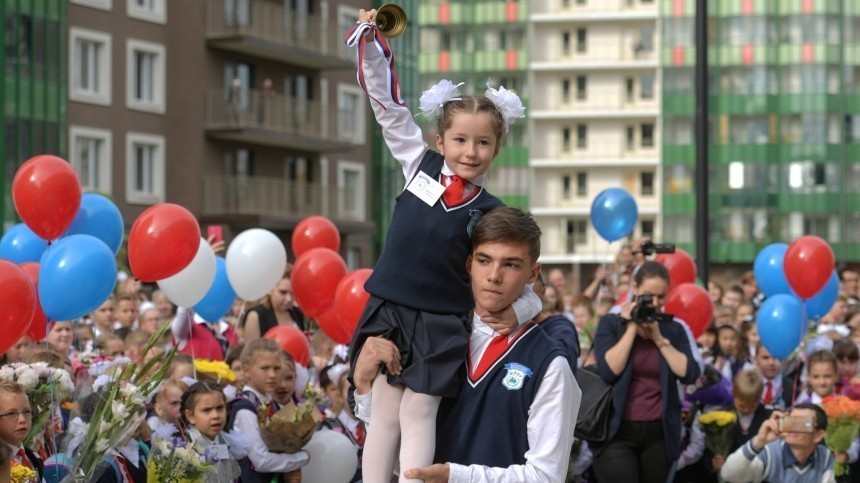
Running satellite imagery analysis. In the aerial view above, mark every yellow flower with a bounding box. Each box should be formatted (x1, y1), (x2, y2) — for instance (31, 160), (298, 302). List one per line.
(11, 462), (37, 483)
(194, 359), (236, 383)
(699, 410), (738, 427)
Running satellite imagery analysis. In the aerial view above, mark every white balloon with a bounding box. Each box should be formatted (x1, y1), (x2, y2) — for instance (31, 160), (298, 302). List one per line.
(157, 238), (216, 308)
(301, 430), (359, 483)
(225, 228), (287, 301)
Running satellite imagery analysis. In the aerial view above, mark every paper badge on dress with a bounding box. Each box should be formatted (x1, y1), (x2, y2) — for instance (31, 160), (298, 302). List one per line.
(502, 363), (533, 391)
(406, 170), (445, 207)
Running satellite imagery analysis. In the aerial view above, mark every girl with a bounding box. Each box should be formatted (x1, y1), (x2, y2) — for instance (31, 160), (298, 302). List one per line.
(741, 319), (759, 358)
(242, 268), (305, 339)
(180, 381), (242, 483)
(798, 350), (838, 404)
(225, 339), (307, 482)
(713, 325), (747, 382)
(272, 352), (298, 407)
(319, 364), (348, 419)
(147, 379), (188, 435)
(345, 9), (540, 482)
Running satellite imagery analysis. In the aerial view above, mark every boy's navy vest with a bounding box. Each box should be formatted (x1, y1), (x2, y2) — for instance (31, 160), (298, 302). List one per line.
(225, 396), (284, 483)
(365, 150), (503, 315)
(435, 323), (565, 467)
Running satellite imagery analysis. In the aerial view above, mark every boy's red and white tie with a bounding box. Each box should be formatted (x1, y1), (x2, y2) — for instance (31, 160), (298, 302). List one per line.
(443, 175), (466, 206)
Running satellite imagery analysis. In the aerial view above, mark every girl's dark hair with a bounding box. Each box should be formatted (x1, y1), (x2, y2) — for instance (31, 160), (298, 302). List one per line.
(633, 261), (671, 287)
(437, 95), (505, 144)
(180, 381), (226, 424)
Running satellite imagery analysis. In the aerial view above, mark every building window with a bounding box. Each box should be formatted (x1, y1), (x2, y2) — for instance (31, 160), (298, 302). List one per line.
(641, 220), (655, 239)
(71, 0), (112, 10)
(641, 123), (654, 148)
(127, 0), (166, 24)
(562, 175), (571, 199)
(576, 76), (587, 100)
(562, 31), (571, 56)
(339, 6), (361, 61)
(562, 127), (571, 152)
(728, 161), (745, 189)
(566, 219), (588, 251)
(338, 161), (366, 221)
(126, 133), (165, 204)
(788, 161), (828, 191)
(625, 77), (635, 102)
(576, 124), (587, 149)
(127, 39), (165, 113)
(667, 164), (692, 194)
(70, 126), (112, 194)
(70, 28), (111, 106)
(626, 126), (635, 150)
(640, 172), (654, 196)
(562, 79), (571, 103)
(576, 172), (587, 197)
(576, 28), (587, 53)
(640, 73), (654, 99)
(338, 84), (366, 144)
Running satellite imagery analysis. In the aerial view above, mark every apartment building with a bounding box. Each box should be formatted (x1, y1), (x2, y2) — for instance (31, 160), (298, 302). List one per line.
(66, 0), (375, 268)
(530, 0), (661, 276)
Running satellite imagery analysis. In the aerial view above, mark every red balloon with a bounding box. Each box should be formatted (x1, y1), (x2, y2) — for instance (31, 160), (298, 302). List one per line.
(0, 260), (36, 354)
(12, 155), (82, 241)
(19, 263), (47, 342)
(264, 325), (310, 367)
(291, 248), (347, 318)
(784, 235), (834, 300)
(128, 203), (201, 282)
(315, 307), (351, 345)
(655, 249), (697, 292)
(664, 283), (713, 339)
(326, 269), (373, 344)
(292, 216), (341, 258)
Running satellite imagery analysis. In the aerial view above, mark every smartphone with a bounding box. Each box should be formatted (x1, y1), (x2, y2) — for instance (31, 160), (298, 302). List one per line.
(207, 225), (223, 244)
(779, 415), (815, 433)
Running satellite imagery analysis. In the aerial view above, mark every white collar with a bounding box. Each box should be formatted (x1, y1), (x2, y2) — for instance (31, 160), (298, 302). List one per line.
(117, 439), (141, 468)
(441, 163), (485, 186)
(471, 314), (497, 337)
(243, 385), (270, 405)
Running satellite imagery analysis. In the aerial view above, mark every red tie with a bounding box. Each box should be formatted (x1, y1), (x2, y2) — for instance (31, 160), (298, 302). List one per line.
(443, 175), (466, 206)
(473, 334), (510, 379)
(355, 424), (366, 446)
(267, 401), (279, 417)
(17, 449), (32, 469)
(764, 381), (773, 404)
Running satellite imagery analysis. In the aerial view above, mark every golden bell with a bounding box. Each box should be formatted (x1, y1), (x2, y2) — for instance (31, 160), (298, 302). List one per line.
(376, 4), (407, 38)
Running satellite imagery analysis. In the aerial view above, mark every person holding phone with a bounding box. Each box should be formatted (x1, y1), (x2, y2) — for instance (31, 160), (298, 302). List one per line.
(721, 403), (835, 483)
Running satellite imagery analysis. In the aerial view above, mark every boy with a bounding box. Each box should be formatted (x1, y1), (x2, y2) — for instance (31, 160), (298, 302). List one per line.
(703, 370), (772, 480)
(0, 381), (43, 479)
(115, 295), (138, 330)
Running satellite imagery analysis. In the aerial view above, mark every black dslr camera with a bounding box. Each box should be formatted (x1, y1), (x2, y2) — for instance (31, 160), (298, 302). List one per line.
(639, 240), (676, 256)
(631, 294), (674, 324)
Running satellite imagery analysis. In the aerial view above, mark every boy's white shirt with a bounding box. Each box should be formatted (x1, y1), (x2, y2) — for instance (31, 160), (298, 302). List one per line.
(233, 385), (308, 472)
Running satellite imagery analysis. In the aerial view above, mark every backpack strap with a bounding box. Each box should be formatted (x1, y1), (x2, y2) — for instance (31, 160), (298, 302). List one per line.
(225, 397), (259, 432)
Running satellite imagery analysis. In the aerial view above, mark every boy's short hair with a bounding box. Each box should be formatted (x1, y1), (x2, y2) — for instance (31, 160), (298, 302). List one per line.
(471, 207), (542, 263)
(240, 338), (282, 366)
(25, 350), (66, 369)
(834, 338), (860, 361)
(732, 369), (764, 402)
(0, 381), (25, 397)
(95, 333), (122, 351)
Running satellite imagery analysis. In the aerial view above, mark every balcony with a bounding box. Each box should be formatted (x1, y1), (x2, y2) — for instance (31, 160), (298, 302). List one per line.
(202, 175), (362, 223)
(205, 88), (361, 152)
(532, 0), (658, 20)
(530, 140), (659, 164)
(205, 0), (352, 70)
(531, 41), (658, 68)
(531, 93), (660, 118)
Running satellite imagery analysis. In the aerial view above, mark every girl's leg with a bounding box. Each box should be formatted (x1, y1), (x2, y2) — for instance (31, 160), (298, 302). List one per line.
(398, 388), (442, 483)
(362, 373), (405, 483)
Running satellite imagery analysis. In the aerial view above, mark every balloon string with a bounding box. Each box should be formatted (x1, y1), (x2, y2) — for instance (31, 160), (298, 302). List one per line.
(789, 302), (808, 411)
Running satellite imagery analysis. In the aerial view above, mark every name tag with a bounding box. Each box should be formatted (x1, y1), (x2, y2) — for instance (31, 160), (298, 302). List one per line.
(406, 170), (445, 207)
(212, 443), (231, 460)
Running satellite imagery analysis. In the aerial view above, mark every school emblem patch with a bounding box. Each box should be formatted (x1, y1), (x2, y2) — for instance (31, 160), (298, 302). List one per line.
(466, 209), (484, 237)
(502, 363), (533, 391)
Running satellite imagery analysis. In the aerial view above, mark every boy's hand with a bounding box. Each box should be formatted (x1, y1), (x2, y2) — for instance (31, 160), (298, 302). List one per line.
(711, 455), (725, 471)
(403, 464), (450, 482)
(284, 469), (301, 483)
(478, 305), (517, 335)
(358, 9), (377, 42)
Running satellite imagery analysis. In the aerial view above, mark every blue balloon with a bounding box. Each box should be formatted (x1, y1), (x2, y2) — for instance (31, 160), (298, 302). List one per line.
(0, 223), (48, 263)
(590, 188), (638, 242)
(193, 257), (237, 323)
(39, 235), (117, 321)
(806, 271), (839, 320)
(66, 194), (124, 254)
(757, 294), (805, 359)
(753, 243), (792, 297)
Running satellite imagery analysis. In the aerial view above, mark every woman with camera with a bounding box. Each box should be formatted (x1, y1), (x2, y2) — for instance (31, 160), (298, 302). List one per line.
(591, 261), (701, 482)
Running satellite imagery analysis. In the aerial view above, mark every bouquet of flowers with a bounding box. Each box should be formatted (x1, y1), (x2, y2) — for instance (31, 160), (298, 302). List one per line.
(147, 437), (216, 483)
(698, 410), (737, 458)
(0, 362), (74, 447)
(193, 359), (235, 384)
(11, 461), (38, 483)
(821, 395), (860, 476)
(64, 323), (177, 481)
(259, 384), (323, 453)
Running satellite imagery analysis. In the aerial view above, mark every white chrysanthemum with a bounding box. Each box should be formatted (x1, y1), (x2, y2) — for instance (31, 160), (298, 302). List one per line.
(485, 85), (526, 132)
(419, 80), (464, 119)
(111, 401), (130, 421)
(16, 369), (39, 390)
(0, 366), (16, 382)
(57, 371), (74, 394)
